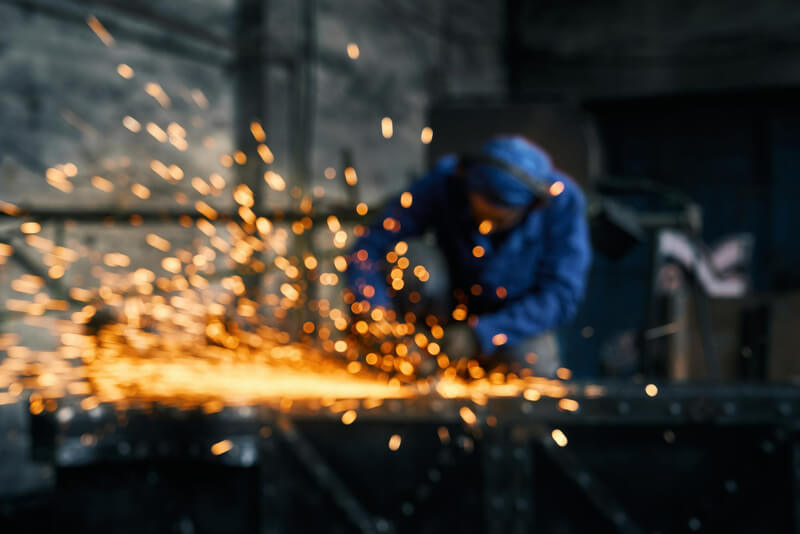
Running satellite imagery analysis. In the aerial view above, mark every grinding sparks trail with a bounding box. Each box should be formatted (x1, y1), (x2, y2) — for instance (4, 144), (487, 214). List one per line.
(0, 18), (584, 415)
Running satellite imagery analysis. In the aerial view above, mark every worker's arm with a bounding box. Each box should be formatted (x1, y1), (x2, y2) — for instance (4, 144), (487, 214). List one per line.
(347, 156), (457, 309)
(473, 184), (592, 354)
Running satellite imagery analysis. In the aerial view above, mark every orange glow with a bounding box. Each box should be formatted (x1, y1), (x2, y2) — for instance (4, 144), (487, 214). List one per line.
(344, 167), (358, 186)
(400, 192), (413, 208)
(257, 144), (274, 163)
(91, 176), (114, 192)
(420, 127), (433, 144)
(558, 398), (579, 412)
(556, 368), (572, 380)
(551, 429), (568, 447)
(346, 43), (360, 59)
(87, 15), (115, 47)
(20, 222), (41, 234)
(492, 333), (507, 346)
(264, 171), (286, 191)
(472, 246), (485, 258)
(341, 409), (357, 425)
(250, 121), (266, 142)
(459, 406), (477, 425)
(211, 440), (233, 455)
(381, 117), (393, 139)
(116, 64), (134, 79)
(549, 181), (565, 196)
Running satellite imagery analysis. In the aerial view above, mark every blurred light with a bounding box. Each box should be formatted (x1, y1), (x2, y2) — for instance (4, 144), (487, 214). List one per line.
(381, 117), (393, 138)
(491, 333), (507, 346)
(86, 15), (115, 47)
(211, 440), (233, 455)
(459, 406), (477, 425)
(388, 434), (402, 451)
(257, 144), (274, 164)
(191, 89), (208, 109)
(20, 222), (41, 234)
(341, 410), (357, 425)
(131, 184), (151, 199)
(116, 64), (134, 79)
(344, 167), (358, 186)
(556, 368), (572, 380)
(645, 384), (658, 397)
(551, 429), (568, 447)
(145, 82), (171, 108)
(549, 181), (565, 196)
(264, 171), (286, 191)
(400, 192), (413, 208)
(420, 126), (433, 144)
(558, 398), (579, 412)
(347, 43), (360, 59)
(91, 176), (114, 192)
(250, 121), (266, 142)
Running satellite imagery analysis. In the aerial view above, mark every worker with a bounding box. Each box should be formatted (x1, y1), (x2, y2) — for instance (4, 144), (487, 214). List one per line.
(347, 136), (592, 377)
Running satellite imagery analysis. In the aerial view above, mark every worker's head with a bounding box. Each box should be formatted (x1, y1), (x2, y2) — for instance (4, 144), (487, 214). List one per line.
(463, 136), (554, 232)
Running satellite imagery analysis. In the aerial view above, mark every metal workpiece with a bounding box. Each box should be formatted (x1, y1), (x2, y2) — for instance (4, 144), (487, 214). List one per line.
(14, 381), (799, 533)
(30, 381), (800, 468)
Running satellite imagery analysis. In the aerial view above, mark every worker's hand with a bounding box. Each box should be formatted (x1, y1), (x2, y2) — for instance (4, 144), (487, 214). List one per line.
(440, 323), (480, 360)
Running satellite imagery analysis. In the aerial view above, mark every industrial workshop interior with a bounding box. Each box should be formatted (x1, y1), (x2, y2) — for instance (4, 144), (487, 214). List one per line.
(2, 0), (800, 532)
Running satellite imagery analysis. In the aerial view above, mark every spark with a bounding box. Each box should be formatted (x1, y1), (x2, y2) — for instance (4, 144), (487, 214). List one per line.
(549, 181), (565, 196)
(86, 15), (115, 47)
(551, 429), (568, 447)
(420, 126), (433, 144)
(346, 43), (360, 59)
(250, 121), (266, 142)
(145, 82), (171, 108)
(491, 333), (507, 346)
(91, 176), (114, 192)
(557, 398), (579, 412)
(20, 222), (41, 234)
(459, 406), (477, 425)
(257, 144), (274, 163)
(116, 64), (134, 79)
(264, 171), (286, 191)
(131, 184), (151, 199)
(381, 117), (393, 139)
(344, 167), (358, 186)
(341, 409), (357, 425)
(556, 368), (572, 380)
(211, 440), (233, 455)
(191, 89), (208, 109)
(146, 122), (167, 142)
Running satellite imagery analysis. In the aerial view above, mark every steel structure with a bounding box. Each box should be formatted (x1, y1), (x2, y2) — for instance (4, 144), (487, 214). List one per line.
(19, 382), (800, 533)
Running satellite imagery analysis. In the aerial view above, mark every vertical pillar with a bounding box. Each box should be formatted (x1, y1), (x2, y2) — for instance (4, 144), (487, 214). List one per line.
(235, 0), (267, 299)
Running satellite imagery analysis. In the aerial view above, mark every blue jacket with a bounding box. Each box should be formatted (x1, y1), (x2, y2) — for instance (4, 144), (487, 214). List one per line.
(348, 155), (592, 355)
